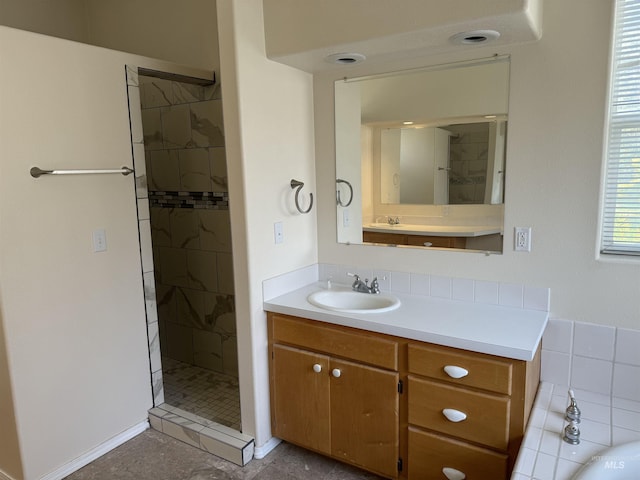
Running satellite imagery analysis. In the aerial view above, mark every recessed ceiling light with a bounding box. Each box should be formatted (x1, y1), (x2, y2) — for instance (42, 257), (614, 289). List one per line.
(450, 30), (501, 45)
(324, 53), (366, 65)
(403, 121), (414, 125)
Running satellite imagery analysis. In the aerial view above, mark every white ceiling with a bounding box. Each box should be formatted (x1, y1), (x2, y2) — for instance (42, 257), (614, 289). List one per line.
(262, 0), (543, 72)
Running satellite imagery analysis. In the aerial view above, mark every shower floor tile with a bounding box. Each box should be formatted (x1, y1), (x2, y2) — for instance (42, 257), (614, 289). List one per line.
(162, 357), (241, 431)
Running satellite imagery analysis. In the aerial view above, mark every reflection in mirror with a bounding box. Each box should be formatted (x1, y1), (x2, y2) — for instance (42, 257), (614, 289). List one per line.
(380, 119), (507, 206)
(335, 56), (509, 253)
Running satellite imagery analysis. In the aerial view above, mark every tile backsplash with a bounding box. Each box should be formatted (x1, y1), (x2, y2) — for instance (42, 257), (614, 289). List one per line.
(317, 263), (550, 311)
(541, 318), (640, 402)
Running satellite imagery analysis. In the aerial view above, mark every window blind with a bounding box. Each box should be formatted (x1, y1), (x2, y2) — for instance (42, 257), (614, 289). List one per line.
(601, 0), (640, 255)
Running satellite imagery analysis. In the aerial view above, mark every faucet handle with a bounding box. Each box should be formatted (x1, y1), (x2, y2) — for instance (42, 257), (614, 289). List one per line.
(566, 389), (581, 423)
(370, 277), (380, 294)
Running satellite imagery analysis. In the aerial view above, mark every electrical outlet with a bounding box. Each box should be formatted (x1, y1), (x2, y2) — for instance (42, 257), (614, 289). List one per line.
(514, 227), (532, 252)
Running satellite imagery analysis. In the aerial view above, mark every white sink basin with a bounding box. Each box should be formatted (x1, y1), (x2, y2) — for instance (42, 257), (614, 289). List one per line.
(307, 290), (401, 314)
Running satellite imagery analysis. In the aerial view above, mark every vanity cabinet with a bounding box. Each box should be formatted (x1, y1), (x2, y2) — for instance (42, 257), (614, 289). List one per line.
(268, 313), (401, 479)
(362, 230), (466, 249)
(267, 312), (540, 480)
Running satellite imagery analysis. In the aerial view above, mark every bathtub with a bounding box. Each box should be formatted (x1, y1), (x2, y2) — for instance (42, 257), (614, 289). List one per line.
(572, 441), (640, 479)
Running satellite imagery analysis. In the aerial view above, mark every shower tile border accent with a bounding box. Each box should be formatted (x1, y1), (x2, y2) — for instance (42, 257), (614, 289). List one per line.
(149, 404), (254, 466)
(150, 190), (229, 209)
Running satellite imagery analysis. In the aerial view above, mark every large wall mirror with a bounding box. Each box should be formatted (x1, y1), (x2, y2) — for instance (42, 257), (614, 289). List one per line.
(335, 56), (510, 253)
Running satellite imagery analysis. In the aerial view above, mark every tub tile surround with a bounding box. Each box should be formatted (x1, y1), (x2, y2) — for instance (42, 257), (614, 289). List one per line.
(512, 383), (640, 480)
(512, 318), (640, 479)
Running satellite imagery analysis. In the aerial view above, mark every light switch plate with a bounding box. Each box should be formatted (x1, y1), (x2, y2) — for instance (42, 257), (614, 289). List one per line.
(93, 229), (107, 252)
(274, 222), (284, 244)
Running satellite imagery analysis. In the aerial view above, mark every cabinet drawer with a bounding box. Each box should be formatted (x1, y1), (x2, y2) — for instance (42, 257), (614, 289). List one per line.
(408, 427), (508, 480)
(408, 342), (513, 395)
(270, 314), (398, 370)
(408, 376), (510, 450)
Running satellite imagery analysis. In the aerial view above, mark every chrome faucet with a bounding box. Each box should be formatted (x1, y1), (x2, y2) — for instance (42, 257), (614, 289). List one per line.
(348, 273), (380, 294)
(563, 389), (581, 445)
(387, 216), (400, 225)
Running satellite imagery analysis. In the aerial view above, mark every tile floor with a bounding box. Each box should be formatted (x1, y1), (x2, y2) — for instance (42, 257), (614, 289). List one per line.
(162, 357), (241, 431)
(64, 429), (385, 480)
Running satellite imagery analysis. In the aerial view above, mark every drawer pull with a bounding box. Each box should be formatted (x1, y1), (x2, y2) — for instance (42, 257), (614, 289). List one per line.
(332, 368), (342, 378)
(444, 365), (469, 379)
(442, 408), (467, 423)
(442, 467), (466, 480)
(312, 364), (322, 373)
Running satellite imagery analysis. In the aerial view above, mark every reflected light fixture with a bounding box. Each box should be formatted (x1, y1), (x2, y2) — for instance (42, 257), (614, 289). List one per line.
(450, 30), (501, 45)
(324, 52), (366, 65)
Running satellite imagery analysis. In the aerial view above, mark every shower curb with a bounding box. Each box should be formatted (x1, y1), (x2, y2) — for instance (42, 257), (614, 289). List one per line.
(148, 404), (254, 466)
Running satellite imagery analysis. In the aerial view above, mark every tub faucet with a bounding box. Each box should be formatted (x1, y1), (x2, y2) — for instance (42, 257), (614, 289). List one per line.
(348, 273), (380, 294)
(565, 389), (581, 423)
(563, 389), (581, 445)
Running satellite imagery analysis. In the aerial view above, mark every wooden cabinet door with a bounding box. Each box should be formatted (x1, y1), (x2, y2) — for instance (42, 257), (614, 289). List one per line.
(270, 344), (331, 454)
(330, 358), (400, 478)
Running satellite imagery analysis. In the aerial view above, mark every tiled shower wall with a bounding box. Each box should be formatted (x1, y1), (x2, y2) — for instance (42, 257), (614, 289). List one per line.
(138, 74), (238, 379)
(448, 123), (489, 204)
(126, 66), (238, 405)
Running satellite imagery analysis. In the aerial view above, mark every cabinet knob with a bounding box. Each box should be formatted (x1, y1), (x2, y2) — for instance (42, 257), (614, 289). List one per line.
(443, 365), (469, 379)
(312, 364), (322, 373)
(442, 467), (466, 480)
(331, 368), (342, 378)
(442, 408), (467, 423)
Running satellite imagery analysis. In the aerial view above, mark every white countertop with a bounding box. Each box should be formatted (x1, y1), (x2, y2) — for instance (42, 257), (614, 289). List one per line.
(263, 283), (547, 361)
(363, 223), (503, 237)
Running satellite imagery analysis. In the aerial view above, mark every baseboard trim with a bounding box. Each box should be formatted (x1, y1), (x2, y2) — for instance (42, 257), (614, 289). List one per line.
(0, 468), (17, 480)
(40, 420), (149, 480)
(253, 436), (282, 459)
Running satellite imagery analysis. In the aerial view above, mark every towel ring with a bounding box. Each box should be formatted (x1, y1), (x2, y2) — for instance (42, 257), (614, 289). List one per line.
(336, 178), (353, 207)
(290, 179), (313, 214)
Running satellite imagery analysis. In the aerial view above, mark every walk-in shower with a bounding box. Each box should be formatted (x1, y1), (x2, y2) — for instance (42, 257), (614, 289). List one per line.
(131, 67), (241, 431)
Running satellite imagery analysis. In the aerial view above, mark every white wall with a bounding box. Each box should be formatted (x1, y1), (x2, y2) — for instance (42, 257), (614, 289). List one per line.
(0, 26), (214, 479)
(0, 0), (219, 73)
(85, 0), (220, 72)
(316, 0), (640, 329)
(0, 0), (89, 43)
(216, 0), (317, 447)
